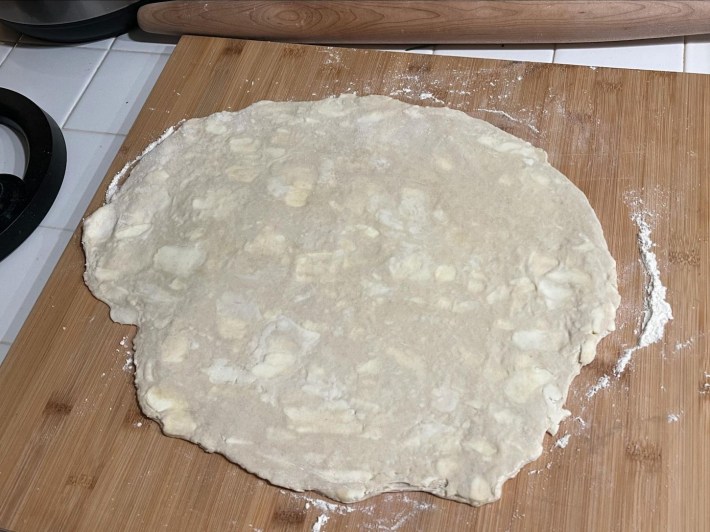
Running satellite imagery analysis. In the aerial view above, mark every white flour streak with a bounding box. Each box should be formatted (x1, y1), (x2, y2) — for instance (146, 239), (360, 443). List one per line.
(674, 338), (694, 352)
(122, 354), (134, 372)
(361, 494), (434, 531)
(305, 498), (354, 515)
(418, 92), (445, 104)
(586, 374), (610, 398)
(632, 210), (673, 346)
(613, 346), (635, 377)
(287, 491), (354, 516)
(105, 123), (181, 202)
(667, 413), (681, 423)
(311, 514), (329, 532)
(613, 206), (673, 376)
(555, 434), (571, 448)
(702, 373), (710, 395)
(587, 193), (672, 397)
(289, 491), (434, 531)
(473, 108), (540, 134)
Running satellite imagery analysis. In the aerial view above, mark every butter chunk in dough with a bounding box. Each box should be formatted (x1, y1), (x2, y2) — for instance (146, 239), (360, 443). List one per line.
(83, 95), (619, 506)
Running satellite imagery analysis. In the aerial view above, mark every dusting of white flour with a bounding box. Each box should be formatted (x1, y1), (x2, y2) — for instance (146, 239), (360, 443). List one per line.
(613, 203), (673, 375)
(311, 513), (329, 532)
(301, 495), (354, 516)
(555, 434), (571, 449)
(122, 354), (134, 373)
(674, 338), (694, 352)
(473, 108), (540, 134)
(585, 374), (610, 398)
(419, 92), (445, 104)
(587, 192), (673, 397)
(285, 490), (435, 531)
(105, 123), (181, 202)
(701, 373), (710, 395)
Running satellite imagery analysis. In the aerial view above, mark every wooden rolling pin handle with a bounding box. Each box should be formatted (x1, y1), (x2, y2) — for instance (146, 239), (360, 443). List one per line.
(138, 0), (710, 44)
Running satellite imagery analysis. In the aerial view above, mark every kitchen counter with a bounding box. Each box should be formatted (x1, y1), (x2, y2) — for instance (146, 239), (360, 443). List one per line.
(1, 26), (710, 365)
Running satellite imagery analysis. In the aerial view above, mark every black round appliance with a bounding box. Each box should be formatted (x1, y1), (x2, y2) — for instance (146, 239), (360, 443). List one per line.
(0, 88), (66, 261)
(0, 1), (151, 43)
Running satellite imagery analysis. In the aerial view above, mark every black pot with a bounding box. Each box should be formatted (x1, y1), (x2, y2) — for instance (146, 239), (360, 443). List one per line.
(0, 1), (153, 43)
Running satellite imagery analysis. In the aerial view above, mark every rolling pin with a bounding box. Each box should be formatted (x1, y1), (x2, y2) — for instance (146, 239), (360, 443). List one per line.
(138, 0), (710, 44)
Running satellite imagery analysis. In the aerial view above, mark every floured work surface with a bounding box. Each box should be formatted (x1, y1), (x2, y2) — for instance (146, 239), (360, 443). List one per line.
(82, 95), (618, 506)
(0, 37), (708, 531)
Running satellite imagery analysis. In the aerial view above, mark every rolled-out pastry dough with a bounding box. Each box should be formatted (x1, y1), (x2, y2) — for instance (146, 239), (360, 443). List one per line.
(83, 95), (619, 506)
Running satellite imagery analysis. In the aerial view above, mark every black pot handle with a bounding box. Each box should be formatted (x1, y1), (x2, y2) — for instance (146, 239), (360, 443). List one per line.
(0, 88), (66, 261)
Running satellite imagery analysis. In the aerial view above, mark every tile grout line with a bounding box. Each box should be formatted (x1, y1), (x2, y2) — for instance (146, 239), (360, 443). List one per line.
(39, 129), (125, 232)
(111, 47), (176, 56)
(60, 126), (124, 135)
(35, 225), (74, 238)
(551, 43), (558, 63)
(0, 39), (18, 68)
(1, 231), (72, 343)
(61, 47), (175, 131)
(61, 127), (126, 136)
(682, 37), (687, 73)
(60, 44), (114, 128)
(37, 222), (79, 233)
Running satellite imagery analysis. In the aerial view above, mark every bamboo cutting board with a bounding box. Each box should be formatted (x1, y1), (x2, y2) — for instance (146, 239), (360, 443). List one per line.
(0, 36), (708, 531)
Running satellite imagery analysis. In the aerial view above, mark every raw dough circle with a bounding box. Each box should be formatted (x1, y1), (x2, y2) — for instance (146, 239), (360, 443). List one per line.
(83, 95), (619, 506)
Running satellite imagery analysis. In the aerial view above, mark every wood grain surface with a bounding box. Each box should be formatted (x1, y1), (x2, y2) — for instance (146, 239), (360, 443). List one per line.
(1, 36), (709, 531)
(138, 0), (710, 43)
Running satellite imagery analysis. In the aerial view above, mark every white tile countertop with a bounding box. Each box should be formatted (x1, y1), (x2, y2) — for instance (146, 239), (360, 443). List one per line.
(2, 26), (710, 365)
